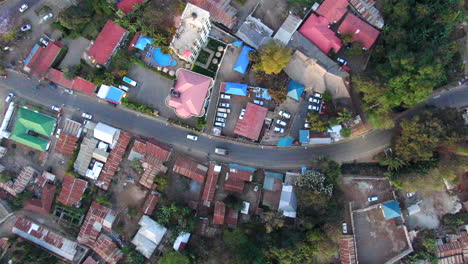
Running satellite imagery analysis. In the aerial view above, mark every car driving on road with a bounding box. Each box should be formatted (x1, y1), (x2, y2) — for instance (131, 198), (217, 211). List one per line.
(5, 93), (14, 103)
(187, 134), (198, 141)
(81, 113), (93, 120)
(51, 105), (61, 112)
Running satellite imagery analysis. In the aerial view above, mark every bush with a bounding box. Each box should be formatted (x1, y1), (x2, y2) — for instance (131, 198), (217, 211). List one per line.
(340, 127), (351, 138)
(223, 195), (245, 211)
(121, 97), (154, 115)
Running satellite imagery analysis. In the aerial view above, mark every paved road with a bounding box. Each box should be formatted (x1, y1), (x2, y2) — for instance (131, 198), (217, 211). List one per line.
(0, 70), (467, 169)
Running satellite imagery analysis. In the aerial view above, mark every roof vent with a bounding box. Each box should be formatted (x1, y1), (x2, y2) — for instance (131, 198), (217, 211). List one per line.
(192, 12), (197, 19)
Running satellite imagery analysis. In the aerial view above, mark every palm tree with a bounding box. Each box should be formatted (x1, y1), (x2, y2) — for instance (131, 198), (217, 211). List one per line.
(379, 155), (407, 171)
(336, 109), (353, 124)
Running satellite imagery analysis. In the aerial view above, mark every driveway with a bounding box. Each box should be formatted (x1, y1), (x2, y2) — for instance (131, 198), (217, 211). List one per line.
(59, 36), (91, 70)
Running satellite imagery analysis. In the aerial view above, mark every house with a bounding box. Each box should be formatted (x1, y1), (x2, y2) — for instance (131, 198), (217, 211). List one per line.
(92, 233), (123, 264)
(55, 119), (82, 156)
(87, 20), (127, 66)
(262, 172), (284, 209)
(58, 175), (87, 207)
(299, 130), (309, 145)
(236, 15), (273, 49)
(48, 69), (96, 95)
(339, 235), (357, 264)
(213, 201), (225, 225)
(221, 82), (249, 96)
(82, 256), (98, 264)
(0, 166), (38, 197)
(12, 217), (82, 262)
(233, 46), (254, 74)
(132, 215), (167, 258)
(234, 102), (268, 141)
(173, 232), (191, 251)
(189, 0), (237, 28)
(225, 208), (239, 226)
(287, 80), (305, 100)
(337, 13), (380, 50)
(201, 165), (221, 205)
(96, 85), (125, 104)
(436, 233), (468, 264)
(167, 69), (213, 118)
(142, 193), (159, 215)
(173, 156), (208, 183)
(24, 184), (56, 214)
(380, 200), (401, 220)
(34, 171), (56, 188)
(170, 3), (211, 63)
(23, 42), (63, 76)
(224, 163), (255, 193)
(117, 0), (146, 14)
(316, 0), (349, 24)
(77, 202), (117, 247)
(349, 0), (384, 29)
(298, 14), (342, 54)
(273, 13), (303, 45)
(278, 185), (297, 218)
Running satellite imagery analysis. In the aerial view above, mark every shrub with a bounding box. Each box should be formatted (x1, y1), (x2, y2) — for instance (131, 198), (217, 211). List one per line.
(340, 127), (351, 138)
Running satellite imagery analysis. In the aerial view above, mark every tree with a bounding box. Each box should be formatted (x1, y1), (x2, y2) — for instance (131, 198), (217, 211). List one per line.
(263, 211), (285, 233)
(340, 33), (354, 45)
(252, 41), (292, 74)
(153, 175), (169, 191)
(295, 170), (334, 213)
(312, 156), (341, 182)
(122, 247), (146, 264)
(156, 203), (196, 237)
(159, 249), (190, 264)
(340, 127), (351, 138)
(378, 155), (407, 171)
(405, 230), (437, 263)
(336, 109), (353, 123)
(223, 194), (245, 211)
(58, 2), (93, 31)
(63, 66), (78, 80)
(307, 112), (329, 132)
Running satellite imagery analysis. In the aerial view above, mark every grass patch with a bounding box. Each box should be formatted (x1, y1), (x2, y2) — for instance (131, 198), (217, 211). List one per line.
(206, 37), (227, 51)
(121, 96), (155, 115)
(196, 49), (211, 65)
(191, 65), (215, 78)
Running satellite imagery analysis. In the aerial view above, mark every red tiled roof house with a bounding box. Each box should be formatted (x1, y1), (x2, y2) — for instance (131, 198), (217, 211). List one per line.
(234, 103), (268, 141)
(213, 201), (225, 225)
(86, 20), (127, 66)
(316, 0), (349, 24)
(337, 13), (380, 50)
(77, 202), (117, 247)
(117, 0), (146, 15)
(173, 156), (208, 183)
(23, 42), (64, 76)
(92, 233), (123, 264)
(58, 175), (88, 207)
(298, 14), (342, 54)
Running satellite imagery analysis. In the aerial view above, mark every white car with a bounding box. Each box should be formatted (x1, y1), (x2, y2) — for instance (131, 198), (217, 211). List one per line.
(5, 93), (14, 103)
(253, 100), (264, 106)
(39, 38), (49, 46)
(273, 126), (284, 133)
(51, 105), (61, 112)
(214, 122), (225, 127)
(308, 105), (320, 111)
(342, 223), (348, 233)
(21, 24), (31, 31)
(216, 112), (227, 118)
(42, 13), (54, 21)
(279, 111), (291, 119)
(123, 76), (138, 86)
(367, 196), (378, 202)
(64, 89), (74, 95)
(215, 117), (226, 122)
(239, 109), (246, 120)
(304, 122), (310, 129)
(219, 102), (230, 108)
(308, 97), (321, 104)
(276, 120), (287, 126)
(336, 57), (347, 65)
(186, 134), (198, 141)
(220, 93), (231, 100)
(19, 4), (28, 12)
(313, 92), (322, 98)
(81, 113), (92, 120)
(55, 128), (61, 138)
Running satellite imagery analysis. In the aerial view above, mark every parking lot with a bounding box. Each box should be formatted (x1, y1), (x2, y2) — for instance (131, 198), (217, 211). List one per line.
(339, 177), (395, 210)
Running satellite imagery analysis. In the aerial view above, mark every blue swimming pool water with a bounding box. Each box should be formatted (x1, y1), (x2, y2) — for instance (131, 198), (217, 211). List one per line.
(152, 48), (177, 67)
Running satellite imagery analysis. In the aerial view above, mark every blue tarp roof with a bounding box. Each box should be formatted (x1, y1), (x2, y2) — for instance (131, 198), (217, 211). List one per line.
(23, 44), (40, 65)
(105, 86), (125, 104)
(224, 82), (248, 96)
(258, 87), (272, 100)
(135, 35), (153, 50)
(233, 46), (254, 74)
(299, 130), (309, 145)
(382, 201), (401, 220)
(287, 80), (305, 100)
(277, 137), (294, 146)
(229, 163), (256, 172)
(233, 40), (243, 47)
(263, 172), (284, 191)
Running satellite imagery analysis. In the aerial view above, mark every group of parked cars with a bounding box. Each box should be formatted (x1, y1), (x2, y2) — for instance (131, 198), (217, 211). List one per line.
(19, 3), (54, 32)
(305, 92), (323, 129)
(215, 93), (231, 128)
(273, 110), (291, 134)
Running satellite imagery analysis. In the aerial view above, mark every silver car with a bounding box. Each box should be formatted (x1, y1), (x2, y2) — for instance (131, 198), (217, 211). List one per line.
(276, 119), (287, 126)
(216, 112), (228, 118)
(215, 117), (226, 122)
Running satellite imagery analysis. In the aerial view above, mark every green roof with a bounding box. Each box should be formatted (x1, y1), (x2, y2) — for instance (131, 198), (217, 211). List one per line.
(10, 107), (56, 151)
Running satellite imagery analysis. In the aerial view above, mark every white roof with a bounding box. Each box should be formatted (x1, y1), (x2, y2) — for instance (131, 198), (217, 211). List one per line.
(132, 215), (167, 258)
(309, 137), (332, 145)
(328, 125), (343, 141)
(94, 122), (118, 144)
(85, 161), (103, 180)
(132, 233), (157, 258)
(273, 13), (302, 45)
(96, 84), (110, 99)
(241, 202), (250, 214)
(173, 232), (191, 251)
(279, 184), (297, 218)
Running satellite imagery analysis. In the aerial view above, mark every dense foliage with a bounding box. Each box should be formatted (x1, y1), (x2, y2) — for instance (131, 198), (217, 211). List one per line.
(156, 203), (196, 238)
(252, 41), (292, 74)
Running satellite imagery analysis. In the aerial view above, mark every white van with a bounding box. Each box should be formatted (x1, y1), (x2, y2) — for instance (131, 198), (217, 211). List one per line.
(214, 148), (228, 155)
(119, 85), (130, 92)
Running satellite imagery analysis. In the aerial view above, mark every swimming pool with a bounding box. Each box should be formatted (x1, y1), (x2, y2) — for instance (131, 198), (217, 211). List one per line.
(152, 48), (177, 67)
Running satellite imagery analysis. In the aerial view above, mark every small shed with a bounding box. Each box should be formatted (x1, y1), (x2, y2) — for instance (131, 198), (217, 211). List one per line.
(287, 80), (305, 100)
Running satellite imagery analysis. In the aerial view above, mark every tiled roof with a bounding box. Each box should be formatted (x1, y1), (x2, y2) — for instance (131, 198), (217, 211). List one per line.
(0, 239), (9, 252)
(201, 165), (220, 202)
(97, 131), (132, 190)
(48, 69), (96, 95)
(298, 14), (342, 54)
(189, 0), (237, 28)
(225, 208), (238, 226)
(55, 132), (78, 156)
(73, 77), (97, 95)
(213, 202), (225, 225)
(224, 178), (245, 193)
(142, 193), (159, 215)
(35, 171), (56, 188)
(128, 32), (140, 51)
(228, 166), (253, 181)
(88, 20), (126, 65)
(24, 184), (56, 214)
(234, 102), (268, 141)
(339, 235), (357, 264)
(349, 0), (384, 29)
(92, 233), (123, 264)
(145, 139), (172, 163)
(25, 42), (63, 76)
(337, 13), (380, 50)
(82, 256), (98, 264)
(316, 0), (349, 24)
(58, 175), (87, 207)
(117, 0), (145, 14)
(77, 202), (117, 247)
(139, 163), (167, 189)
(173, 156), (208, 183)
(12, 166), (38, 194)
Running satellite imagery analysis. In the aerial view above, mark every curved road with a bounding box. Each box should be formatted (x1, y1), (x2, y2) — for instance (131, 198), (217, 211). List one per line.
(1, 70), (467, 168)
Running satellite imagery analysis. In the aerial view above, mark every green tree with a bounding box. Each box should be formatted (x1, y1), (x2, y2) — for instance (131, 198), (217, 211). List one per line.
(312, 156), (341, 182)
(340, 33), (354, 45)
(156, 203), (196, 237)
(223, 194), (245, 211)
(252, 41), (292, 74)
(159, 249), (190, 264)
(263, 211), (285, 233)
(63, 66), (78, 80)
(307, 112), (329, 132)
(405, 230), (437, 263)
(58, 2), (93, 31)
(153, 175), (169, 191)
(122, 246), (146, 264)
(340, 127), (351, 138)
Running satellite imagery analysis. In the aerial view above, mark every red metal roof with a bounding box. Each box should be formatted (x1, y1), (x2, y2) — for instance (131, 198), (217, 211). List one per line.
(47, 68), (96, 95)
(189, 0), (236, 28)
(234, 103), (268, 141)
(173, 156), (208, 183)
(139, 163), (167, 189)
(92, 233), (123, 264)
(82, 256), (98, 264)
(298, 14), (342, 54)
(98, 131), (132, 190)
(77, 202), (117, 247)
(213, 201), (225, 225)
(26, 42), (63, 76)
(201, 165), (220, 202)
(73, 77), (97, 95)
(117, 0), (145, 15)
(88, 20), (126, 65)
(225, 208), (238, 226)
(340, 235), (357, 264)
(131, 138), (172, 163)
(128, 32), (140, 51)
(58, 175), (87, 207)
(224, 178), (245, 193)
(316, 0), (349, 24)
(142, 193), (159, 215)
(24, 184), (56, 214)
(337, 13), (380, 50)
(228, 168), (253, 181)
(55, 132), (78, 156)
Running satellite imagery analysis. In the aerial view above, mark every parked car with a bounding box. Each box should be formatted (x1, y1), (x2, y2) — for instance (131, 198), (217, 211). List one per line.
(308, 104), (320, 111)
(81, 113), (93, 120)
(186, 134), (198, 141)
(42, 13), (54, 21)
(64, 89), (74, 95)
(239, 109), (246, 120)
(216, 112), (228, 118)
(336, 57), (347, 66)
(122, 76), (138, 86)
(253, 100), (264, 106)
(459, 79), (468, 85)
(367, 196), (378, 202)
(308, 97), (321, 104)
(219, 102), (230, 108)
(214, 122), (225, 127)
(253, 186), (259, 192)
(0, 74), (7, 79)
(48, 83), (57, 89)
(406, 192), (415, 198)
(276, 120), (287, 126)
(215, 117), (226, 122)
(313, 92), (322, 98)
(217, 107), (230, 113)
(51, 105), (61, 112)
(214, 147), (228, 155)
(20, 24), (31, 31)
(55, 128), (61, 138)
(39, 37), (49, 46)
(304, 122), (310, 129)
(278, 111), (291, 119)
(5, 93), (14, 103)
(273, 126), (284, 133)
(342, 223), (348, 233)
(19, 4), (28, 12)
(220, 93), (231, 100)
(119, 85), (130, 92)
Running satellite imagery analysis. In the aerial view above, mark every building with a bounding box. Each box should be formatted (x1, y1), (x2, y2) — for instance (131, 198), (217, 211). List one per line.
(316, 0), (349, 24)
(142, 193), (159, 215)
(278, 185), (297, 218)
(234, 102), (268, 141)
(170, 3), (211, 63)
(173, 156), (208, 183)
(233, 46), (254, 74)
(24, 184), (56, 214)
(12, 217), (81, 262)
(189, 0), (237, 28)
(224, 163), (255, 193)
(337, 13), (380, 50)
(298, 14), (342, 54)
(96, 85), (126, 104)
(77, 202), (117, 247)
(132, 215), (167, 258)
(287, 80), (305, 100)
(262, 172), (284, 209)
(339, 235), (357, 264)
(87, 20), (127, 66)
(92, 233), (123, 264)
(48, 69), (96, 95)
(349, 0), (384, 29)
(201, 164), (221, 205)
(273, 13), (303, 45)
(167, 69), (213, 118)
(436, 233), (468, 264)
(58, 175), (88, 207)
(9, 107), (57, 152)
(236, 15), (273, 49)
(213, 201), (225, 225)
(117, 0), (146, 14)
(225, 208), (239, 226)
(23, 42), (63, 76)
(221, 82), (248, 96)
(173, 232), (191, 251)
(299, 129), (309, 145)
(380, 200), (402, 220)
(55, 119), (82, 156)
